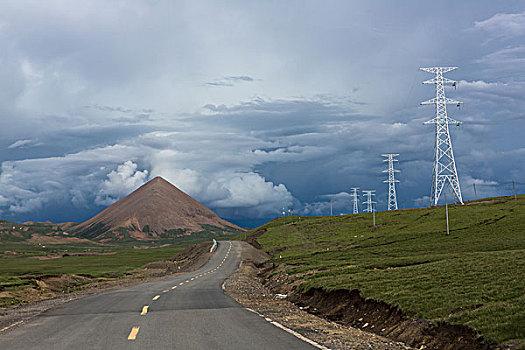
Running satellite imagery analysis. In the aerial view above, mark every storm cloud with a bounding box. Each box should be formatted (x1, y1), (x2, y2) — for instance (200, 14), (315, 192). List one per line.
(0, 1), (524, 226)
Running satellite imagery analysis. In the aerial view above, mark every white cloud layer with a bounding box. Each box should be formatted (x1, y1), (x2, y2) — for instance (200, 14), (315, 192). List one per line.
(474, 12), (525, 38)
(95, 161), (149, 206)
(7, 139), (33, 149)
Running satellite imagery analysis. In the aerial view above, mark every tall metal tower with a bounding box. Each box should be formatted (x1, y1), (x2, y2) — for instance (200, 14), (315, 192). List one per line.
(382, 154), (400, 210)
(362, 190), (376, 213)
(350, 188), (359, 214)
(420, 67), (464, 206)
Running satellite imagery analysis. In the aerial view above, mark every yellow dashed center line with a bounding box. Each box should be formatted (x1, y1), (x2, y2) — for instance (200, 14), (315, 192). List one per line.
(128, 326), (140, 340)
(129, 245), (236, 341)
(140, 306), (149, 316)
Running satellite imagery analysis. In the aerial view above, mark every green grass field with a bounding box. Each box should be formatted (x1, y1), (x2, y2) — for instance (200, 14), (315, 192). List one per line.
(0, 237), (214, 307)
(243, 195), (525, 345)
(0, 219), (240, 308)
(0, 243), (179, 279)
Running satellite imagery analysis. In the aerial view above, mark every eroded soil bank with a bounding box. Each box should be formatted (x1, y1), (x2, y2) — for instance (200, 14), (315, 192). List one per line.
(288, 287), (496, 350)
(233, 241), (511, 350)
(223, 242), (412, 350)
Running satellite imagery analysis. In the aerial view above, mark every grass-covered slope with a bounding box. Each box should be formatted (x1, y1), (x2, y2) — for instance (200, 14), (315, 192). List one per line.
(244, 195), (524, 344)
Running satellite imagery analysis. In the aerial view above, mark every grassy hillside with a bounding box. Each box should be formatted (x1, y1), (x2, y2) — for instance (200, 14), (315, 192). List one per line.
(243, 195), (524, 345)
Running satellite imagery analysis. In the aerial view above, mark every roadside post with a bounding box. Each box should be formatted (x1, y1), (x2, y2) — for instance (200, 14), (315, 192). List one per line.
(210, 239), (217, 253)
(445, 192), (450, 235)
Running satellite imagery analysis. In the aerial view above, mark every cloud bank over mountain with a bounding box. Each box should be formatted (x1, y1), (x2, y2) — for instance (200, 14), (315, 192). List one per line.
(0, 1), (523, 226)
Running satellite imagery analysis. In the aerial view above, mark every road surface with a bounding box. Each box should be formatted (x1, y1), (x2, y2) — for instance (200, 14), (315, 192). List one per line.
(0, 241), (317, 349)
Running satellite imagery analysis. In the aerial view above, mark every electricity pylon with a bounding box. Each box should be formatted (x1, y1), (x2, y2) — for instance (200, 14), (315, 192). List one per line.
(362, 190), (375, 213)
(420, 67), (464, 206)
(351, 188), (359, 214)
(382, 154), (399, 210)
(363, 190), (376, 226)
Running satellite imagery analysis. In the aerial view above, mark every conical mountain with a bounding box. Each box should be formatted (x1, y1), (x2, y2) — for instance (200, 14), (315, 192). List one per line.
(74, 177), (242, 240)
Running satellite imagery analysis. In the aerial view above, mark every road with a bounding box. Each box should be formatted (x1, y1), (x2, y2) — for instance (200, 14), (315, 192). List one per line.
(0, 241), (317, 349)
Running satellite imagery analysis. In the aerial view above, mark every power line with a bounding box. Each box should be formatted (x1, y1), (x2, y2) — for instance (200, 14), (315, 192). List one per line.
(420, 66), (464, 206)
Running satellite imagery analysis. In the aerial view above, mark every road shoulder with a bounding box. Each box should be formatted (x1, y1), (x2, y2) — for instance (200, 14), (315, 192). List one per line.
(223, 242), (412, 350)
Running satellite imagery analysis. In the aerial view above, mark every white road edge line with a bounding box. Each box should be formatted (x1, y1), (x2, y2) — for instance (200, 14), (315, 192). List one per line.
(0, 320), (24, 333)
(244, 308), (330, 350)
(224, 243), (327, 349)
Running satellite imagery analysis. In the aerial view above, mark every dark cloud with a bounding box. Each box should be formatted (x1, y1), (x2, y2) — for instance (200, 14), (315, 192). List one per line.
(0, 1), (524, 227)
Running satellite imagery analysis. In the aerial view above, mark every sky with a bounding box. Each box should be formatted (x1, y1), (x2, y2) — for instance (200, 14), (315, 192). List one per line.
(0, 0), (524, 228)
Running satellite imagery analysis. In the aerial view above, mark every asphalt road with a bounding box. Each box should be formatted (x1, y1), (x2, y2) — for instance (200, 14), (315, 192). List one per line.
(0, 241), (317, 349)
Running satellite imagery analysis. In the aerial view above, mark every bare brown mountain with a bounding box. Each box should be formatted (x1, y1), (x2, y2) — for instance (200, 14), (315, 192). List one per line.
(73, 176), (243, 241)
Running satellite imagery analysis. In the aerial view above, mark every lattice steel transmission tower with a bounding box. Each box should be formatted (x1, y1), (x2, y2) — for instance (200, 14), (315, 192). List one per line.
(350, 188), (359, 214)
(420, 67), (464, 206)
(382, 154), (400, 210)
(362, 190), (375, 213)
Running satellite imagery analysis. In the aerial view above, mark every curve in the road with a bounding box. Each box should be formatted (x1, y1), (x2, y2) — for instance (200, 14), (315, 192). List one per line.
(0, 241), (320, 350)
(123, 242), (234, 342)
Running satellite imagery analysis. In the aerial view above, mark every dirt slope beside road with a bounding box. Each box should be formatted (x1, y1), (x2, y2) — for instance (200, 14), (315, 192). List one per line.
(223, 242), (413, 350)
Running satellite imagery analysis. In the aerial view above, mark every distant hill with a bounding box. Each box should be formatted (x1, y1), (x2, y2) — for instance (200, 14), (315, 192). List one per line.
(73, 176), (243, 241)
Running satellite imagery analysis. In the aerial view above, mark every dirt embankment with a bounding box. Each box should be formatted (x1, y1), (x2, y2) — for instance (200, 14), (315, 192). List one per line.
(245, 228), (266, 249)
(224, 242), (412, 350)
(289, 287), (495, 350)
(165, 241), (213, 272)
(241, 237), (502, 350)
